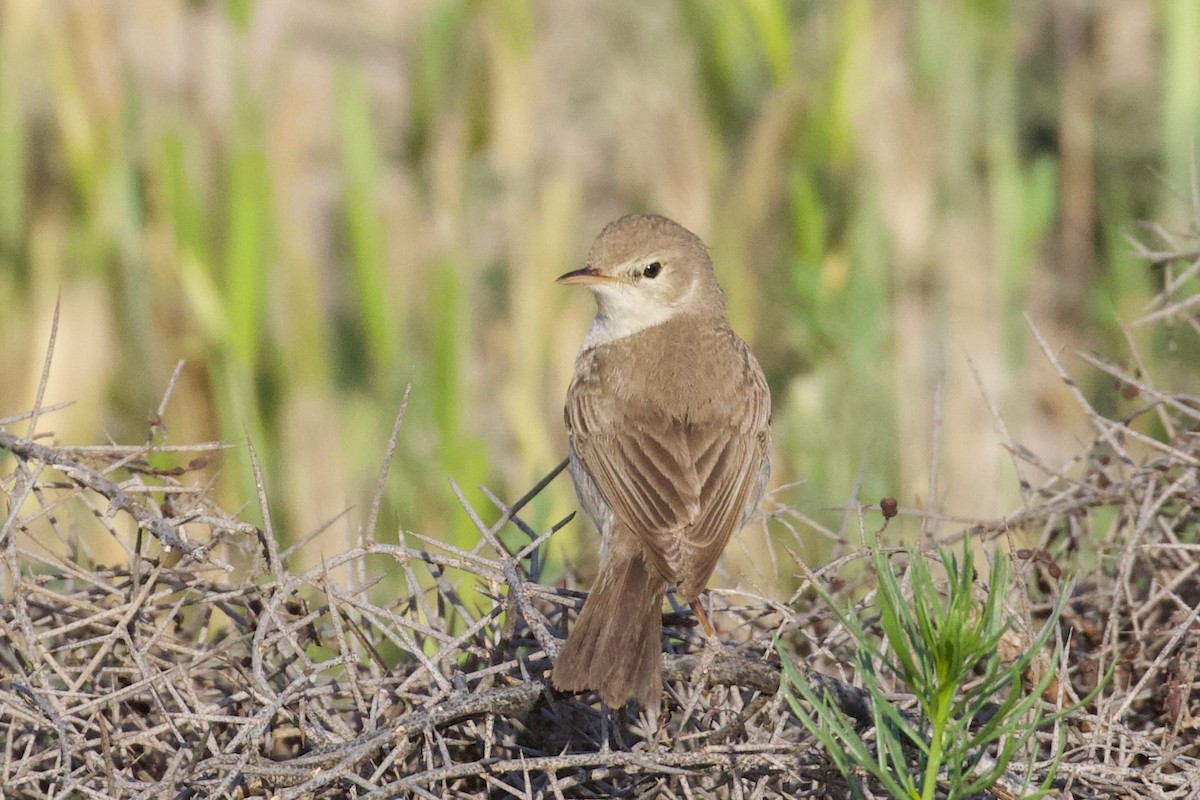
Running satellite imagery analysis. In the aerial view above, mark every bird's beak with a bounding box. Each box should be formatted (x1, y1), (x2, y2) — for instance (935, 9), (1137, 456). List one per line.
(556, 266), (628, 286)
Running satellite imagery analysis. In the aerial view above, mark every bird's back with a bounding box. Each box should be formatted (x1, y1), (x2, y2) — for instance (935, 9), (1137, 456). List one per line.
(565, 312), (771, 595)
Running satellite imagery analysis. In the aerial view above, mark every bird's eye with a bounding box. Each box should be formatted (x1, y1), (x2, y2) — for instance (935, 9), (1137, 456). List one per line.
(642, 261), (662, 279)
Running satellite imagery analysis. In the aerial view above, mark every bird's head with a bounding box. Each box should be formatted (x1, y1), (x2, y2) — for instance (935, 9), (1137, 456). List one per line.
(557, 215), (726, 343)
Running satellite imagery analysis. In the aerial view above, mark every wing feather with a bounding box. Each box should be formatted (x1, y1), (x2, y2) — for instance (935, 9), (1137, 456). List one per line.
(566, 330), (771, 592)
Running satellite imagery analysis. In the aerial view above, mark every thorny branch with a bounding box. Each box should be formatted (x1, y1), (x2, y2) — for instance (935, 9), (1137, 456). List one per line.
(2, 229), (1199, 797)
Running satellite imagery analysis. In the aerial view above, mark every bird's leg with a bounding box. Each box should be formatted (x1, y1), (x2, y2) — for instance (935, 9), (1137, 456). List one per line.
(675, 597), (724, 738)
(689, 595), (716, 640)
(641, 702), (661, 747)
(611, 704), (630, 750)
(598, 701), (611, 752)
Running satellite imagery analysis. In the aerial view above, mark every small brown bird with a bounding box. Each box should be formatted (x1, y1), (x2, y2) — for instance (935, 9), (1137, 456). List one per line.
(551, 214), (772, 709)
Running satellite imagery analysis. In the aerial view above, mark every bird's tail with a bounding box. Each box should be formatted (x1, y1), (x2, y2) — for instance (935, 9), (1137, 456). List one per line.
(552, 543), (668, 709)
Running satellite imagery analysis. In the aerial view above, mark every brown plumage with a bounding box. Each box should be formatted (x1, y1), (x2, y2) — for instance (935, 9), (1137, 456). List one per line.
(552, 215), (772, 709)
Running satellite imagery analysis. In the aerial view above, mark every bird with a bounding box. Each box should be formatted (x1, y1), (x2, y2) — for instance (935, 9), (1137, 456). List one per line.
(551, 214), (772, 710)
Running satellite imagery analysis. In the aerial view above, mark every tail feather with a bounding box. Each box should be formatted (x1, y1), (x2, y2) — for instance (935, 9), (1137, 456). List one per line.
(552, 547), (668, 709)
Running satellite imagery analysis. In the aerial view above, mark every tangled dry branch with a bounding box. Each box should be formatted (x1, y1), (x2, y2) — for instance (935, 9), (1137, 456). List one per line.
(2, 225), (1200, 798)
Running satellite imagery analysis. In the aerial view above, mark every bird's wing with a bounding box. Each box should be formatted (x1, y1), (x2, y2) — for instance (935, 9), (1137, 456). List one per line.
(674, 386), (771, 596)
(566, 344), (771, 588)
(568, 391), (699, 581)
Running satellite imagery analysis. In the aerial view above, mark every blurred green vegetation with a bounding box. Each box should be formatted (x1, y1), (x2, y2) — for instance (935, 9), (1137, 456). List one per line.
(0, 0), (1197, 590)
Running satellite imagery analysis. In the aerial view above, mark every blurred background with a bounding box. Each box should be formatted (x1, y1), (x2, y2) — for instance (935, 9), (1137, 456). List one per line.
(1, 0), (1197, 592)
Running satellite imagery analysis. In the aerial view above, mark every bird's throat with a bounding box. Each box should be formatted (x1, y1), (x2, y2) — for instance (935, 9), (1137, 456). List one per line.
(581, 301), (680, 349)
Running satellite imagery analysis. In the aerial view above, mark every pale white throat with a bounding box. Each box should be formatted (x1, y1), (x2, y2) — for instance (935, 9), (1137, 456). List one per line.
(579, 273), (698, 349)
